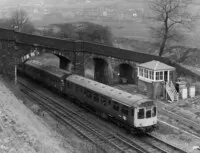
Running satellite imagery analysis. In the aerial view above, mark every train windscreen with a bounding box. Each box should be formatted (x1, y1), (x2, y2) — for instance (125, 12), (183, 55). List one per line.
(138, 108), (144, 119)
(146, 109), (151, 118)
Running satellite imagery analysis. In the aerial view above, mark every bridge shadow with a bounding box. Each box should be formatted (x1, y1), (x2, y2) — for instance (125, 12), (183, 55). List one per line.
(94, 58), (109, 84)
(119, 63), (135, 84)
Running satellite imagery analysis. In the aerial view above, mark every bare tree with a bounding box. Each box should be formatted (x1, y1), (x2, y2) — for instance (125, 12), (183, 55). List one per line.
(148, 0), (193, 57)
(11, 9), (29, 32)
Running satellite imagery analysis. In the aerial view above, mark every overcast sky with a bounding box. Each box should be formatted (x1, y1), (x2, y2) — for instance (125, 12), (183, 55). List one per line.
(0, 0), (7, 5)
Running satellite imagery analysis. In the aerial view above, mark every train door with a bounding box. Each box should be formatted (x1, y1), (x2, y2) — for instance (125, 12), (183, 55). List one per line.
(131, 108), (134, 125)
(120, 105), (129, 123)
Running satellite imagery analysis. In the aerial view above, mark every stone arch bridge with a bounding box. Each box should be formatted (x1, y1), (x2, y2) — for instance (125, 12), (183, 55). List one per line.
(0, 28), (198, 84)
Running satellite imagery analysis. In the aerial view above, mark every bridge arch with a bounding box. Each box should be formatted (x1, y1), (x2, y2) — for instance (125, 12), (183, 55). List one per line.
(54, 54), (73, 72)
(117, 63), (135, 84)
(84, 56), (109, 84)
(20, 46), (74, 72)
(93, 57), (109, 84)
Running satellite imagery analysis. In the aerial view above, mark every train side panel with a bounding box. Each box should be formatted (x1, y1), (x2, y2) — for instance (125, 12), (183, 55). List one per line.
(24, 62), (66, 92)
(63, 80), (134, 126)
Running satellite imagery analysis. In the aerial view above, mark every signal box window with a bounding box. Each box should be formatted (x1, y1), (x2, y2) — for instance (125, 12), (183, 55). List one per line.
(121, 105), (129, 115)
(156, 71), (163, 81)
(146, 109), (151, 118)
(139, 68), (143, 77)
(152, 107), (157, 117)
(138, 109), (144, 119)
(93, 93), (99, 102)
(156, 72), (159, 80)
(113, 102), (119, 111)
(144, 69), (148, 78)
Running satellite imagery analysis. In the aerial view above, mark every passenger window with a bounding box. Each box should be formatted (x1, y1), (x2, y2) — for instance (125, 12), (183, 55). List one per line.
(152, 107), (157, 117)
(113, 102), (119, 111)
(87, 90), (92, 99)
(101, 96), (107, 106)
(75, 85), (79, 92)
(67, 82), (71, 88)
(61, 80), (64, 84)
(146, 109), (151, 118)
(138, 109), (144, 119)
(93, 93), (99, 102)
(79, 87), (83, 93)
(84, 89), (87, 96)
(121, 105), (129, 115)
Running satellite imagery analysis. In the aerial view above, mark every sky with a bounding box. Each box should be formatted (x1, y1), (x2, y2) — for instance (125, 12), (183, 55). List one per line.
(0, 0), (7, 5)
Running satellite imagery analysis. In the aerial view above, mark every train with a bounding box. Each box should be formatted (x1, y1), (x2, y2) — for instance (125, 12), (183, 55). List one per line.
(18, 59), (158, 133)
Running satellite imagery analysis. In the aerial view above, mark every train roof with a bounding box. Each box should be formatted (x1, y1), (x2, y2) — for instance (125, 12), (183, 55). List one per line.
(25, 60), (71, 78)
(66, 75), (151, 107)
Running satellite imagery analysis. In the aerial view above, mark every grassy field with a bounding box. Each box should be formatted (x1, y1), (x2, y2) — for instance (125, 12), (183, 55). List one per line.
(33, 0), (200, 47)
(59, 17), (151, 42)
(32, 0), (200, 69)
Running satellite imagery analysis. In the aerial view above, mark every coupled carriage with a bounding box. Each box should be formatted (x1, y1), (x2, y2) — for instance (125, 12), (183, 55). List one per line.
(19, 60), (158, 133)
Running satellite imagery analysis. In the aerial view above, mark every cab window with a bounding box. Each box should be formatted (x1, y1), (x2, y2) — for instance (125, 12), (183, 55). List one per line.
(152, 107), (157, 117)
(146, 109), (151, 118)
(138, 108), (144, 119)
(121, 105), (129, 116)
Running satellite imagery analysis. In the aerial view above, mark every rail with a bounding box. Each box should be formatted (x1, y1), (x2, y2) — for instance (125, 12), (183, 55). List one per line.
(18, 78), (186, 153)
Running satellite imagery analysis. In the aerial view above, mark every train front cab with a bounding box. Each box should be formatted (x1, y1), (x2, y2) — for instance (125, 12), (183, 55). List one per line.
(134, 104), (157, 132)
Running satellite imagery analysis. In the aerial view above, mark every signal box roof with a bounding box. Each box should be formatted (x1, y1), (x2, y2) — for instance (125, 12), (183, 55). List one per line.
(66, 74), (152, 108)
(138, 60), (175, 71)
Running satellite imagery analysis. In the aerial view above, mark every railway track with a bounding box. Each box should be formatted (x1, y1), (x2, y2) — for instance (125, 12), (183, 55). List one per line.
(158, 108), (200, 139)
(18, 79), (186, 153)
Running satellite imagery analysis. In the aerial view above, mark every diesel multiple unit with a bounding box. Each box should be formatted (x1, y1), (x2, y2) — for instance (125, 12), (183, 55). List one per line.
(19, 59), (158, 133)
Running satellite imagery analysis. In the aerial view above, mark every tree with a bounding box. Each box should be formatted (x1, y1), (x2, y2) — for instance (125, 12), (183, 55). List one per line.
(20, 21), (36, 34)
(10, 9), (30, 32)
(148, 0), (193, 57)
(42, 22), (113, 46)
(0, 9), (36, 34)
(77, 22), (113, 46)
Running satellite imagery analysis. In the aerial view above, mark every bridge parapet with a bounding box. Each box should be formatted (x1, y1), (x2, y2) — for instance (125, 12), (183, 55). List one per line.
(83, 41), (169, 63)
(0, 28), (200, 83)
(15, 32), (75, 51)
(0, 28), (15, 40)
